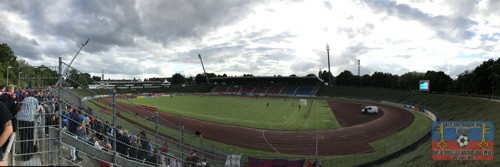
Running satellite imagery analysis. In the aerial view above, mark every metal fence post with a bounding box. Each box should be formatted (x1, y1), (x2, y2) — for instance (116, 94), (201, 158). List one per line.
(200, 135), (203, 159)
(180, 126), (184, 161)
(57, 57), (63, 165)
(11, 134), (16, 166)
(404, 137), (407, 147)
(384, 144), (387, 161)
(155, 112), (160, 165)
(354, 153), (357, 166)
(112, 88), (117, 166)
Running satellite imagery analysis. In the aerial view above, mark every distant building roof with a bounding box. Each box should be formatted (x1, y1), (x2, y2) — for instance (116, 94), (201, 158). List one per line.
(208, 76), (323, 83)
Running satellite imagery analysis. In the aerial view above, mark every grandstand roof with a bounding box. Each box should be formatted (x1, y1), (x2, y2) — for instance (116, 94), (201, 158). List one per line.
(209, 76), (323, 83)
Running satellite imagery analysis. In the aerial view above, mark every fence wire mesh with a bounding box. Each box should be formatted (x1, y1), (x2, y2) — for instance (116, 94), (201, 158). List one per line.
(2, 60), (435, 167)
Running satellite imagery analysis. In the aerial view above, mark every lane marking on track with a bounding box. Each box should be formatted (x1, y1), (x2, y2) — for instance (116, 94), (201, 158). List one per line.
(262, 130), (281, 154)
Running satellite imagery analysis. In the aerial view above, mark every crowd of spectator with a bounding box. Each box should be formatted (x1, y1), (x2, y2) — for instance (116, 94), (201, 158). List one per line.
(0, 83), (211, 167)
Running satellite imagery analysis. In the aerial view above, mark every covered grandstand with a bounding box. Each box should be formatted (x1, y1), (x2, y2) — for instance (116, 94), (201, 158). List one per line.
(88, 79), (171, 89)
(209, 76), (323, 96)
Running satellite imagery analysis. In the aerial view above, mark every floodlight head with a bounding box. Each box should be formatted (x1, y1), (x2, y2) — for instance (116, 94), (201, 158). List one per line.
(326, 44), (330, 50)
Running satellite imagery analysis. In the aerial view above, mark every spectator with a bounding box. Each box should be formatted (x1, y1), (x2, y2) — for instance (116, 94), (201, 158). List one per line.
(16, 91), (40, 161)
(0, 102), (14, 166)
(61, 106), (70, 129)
(201, 158), (210, 167)
(138, 131), (149, 161)
(0, 85), (5, 94)
(68, 108), (85, 162)
(117, 129), (131, 156)
(45, 111), (59, 135)
(160, 142), (169, 153)
(129, 135), (141, 160)
(99, 143), (112, 167)
(83, 116), (90, 136)
(0, 85), (19, 132)
(93, 135), (104, 150)
(185, 151), (200, 167)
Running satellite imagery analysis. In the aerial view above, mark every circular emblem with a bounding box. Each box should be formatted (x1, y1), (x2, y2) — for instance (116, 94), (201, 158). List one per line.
(457, 134), (469, 148)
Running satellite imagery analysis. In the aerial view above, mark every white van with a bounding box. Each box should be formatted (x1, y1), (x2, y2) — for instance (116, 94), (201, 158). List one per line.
(361, 106), (379, 114)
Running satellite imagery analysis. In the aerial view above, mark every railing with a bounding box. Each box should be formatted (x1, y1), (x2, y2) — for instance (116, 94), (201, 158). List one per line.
(4, 60), (238, 167)
(2, 133), (15, 165)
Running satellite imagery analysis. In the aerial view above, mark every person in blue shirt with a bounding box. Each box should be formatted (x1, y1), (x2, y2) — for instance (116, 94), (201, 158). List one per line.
(61, 106), (70, 129)
(68, 108), (85, 162)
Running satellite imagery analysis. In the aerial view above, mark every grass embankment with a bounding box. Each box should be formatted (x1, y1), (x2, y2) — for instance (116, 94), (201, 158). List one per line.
(123, 96), (340, 131)
(319, 86), (500, 166)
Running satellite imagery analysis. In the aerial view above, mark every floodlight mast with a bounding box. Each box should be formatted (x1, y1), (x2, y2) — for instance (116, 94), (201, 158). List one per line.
(326, 44), (331, 86)
(56, 39), (89, 87)
(198, 54), (210, 84)
(358, 59), (360, 76)
(63, 39), (89, 75)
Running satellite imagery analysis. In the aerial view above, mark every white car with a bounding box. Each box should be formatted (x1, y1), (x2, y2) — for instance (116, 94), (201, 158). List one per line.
(361, 106), (379, 114)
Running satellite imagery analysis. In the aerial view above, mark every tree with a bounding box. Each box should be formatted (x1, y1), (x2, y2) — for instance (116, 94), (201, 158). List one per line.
(306, 74), (317, 77)
(171, 73), (186, 84)
(92, 76), (102, 81)
(186, 76), (194, 84)
(319, 70), (334, 84)
(0, 44), (20, 85)
(472, 59), (495, 94)
(360, 74), (371, 87)
(398, 72), (425, 90)
(336, 70), (354, 86)
(195, 74), (207, 84)
(455, 70), (474, 94)
(194, 73), (216, 84)
(423, 70), (452, 92)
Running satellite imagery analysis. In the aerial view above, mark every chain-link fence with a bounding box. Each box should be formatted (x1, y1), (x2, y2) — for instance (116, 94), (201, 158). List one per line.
(2, 58), (435, 167)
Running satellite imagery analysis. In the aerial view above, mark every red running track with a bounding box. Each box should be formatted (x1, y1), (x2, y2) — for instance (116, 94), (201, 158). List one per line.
(96, 98), (414, 155)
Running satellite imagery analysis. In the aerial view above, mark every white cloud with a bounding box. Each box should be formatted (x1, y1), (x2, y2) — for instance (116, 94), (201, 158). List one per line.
(0, 0), (498, 80)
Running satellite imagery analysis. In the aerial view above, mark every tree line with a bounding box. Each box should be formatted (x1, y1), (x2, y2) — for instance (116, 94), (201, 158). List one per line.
(1, 43), (499, 96)
(329, 58), (500, 96)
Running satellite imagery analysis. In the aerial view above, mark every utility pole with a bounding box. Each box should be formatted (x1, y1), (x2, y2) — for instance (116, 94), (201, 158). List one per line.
(326, 44), (331, 86)
(358, 59), (360, 76)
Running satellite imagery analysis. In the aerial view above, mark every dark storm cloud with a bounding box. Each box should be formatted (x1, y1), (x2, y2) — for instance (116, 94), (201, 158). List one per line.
(164, 29), (298, 71)
(0, 0), (264, 58)
(0, 25), (40, 60)
(362, 0), (478, 42)
(169, 44), (293, 68)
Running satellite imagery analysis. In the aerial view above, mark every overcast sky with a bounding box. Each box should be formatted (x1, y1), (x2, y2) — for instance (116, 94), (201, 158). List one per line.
(1, 0), (499, 79)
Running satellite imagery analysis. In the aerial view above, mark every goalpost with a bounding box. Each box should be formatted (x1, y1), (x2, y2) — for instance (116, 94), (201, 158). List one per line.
(299, 99), (308, 107)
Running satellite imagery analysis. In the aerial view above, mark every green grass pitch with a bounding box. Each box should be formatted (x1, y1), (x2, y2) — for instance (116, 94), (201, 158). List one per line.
(123, 96), (340, 131)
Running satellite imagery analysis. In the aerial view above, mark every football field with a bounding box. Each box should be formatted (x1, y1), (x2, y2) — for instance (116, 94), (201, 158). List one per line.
(124, 95), (340, 131)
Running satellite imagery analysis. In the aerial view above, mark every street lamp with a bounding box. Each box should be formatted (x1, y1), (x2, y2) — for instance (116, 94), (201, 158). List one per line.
(6, 66), (12, 85)
(326, 44), (331, 86)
